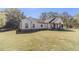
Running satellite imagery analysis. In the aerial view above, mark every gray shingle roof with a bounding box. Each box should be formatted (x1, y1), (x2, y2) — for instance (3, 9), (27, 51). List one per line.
(22, 17), (63, 24)
(45, 17), (63, 24)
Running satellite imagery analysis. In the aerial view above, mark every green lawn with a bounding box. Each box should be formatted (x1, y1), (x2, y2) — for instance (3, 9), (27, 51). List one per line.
(0, 29), (79, 51)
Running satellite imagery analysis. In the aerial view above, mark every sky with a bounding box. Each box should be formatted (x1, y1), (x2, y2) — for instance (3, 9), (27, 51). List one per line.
(19, 8), (79, 18)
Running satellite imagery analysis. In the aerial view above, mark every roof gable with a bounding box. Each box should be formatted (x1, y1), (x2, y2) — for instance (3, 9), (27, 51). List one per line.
(21, 17), (63, 24)
(49, 18), (56, 23)
(48, 17), (63, 24)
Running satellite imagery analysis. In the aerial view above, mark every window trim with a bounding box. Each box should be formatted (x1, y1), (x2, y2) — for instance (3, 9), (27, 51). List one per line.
(32, 24), (35, 28)
(41, 24), (43, 27)
(25, 23), (28, 28)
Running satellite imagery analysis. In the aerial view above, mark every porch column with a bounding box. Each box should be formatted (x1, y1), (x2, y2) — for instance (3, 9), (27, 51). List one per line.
(57, 24), (59, 29)
(61, 24), (63, 29)
(53, 23), (55, 29)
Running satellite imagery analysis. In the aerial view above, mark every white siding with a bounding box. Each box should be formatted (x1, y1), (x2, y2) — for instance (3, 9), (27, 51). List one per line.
(47, 24), (51, 29)
(30, 22), (48, 29)
(20, 19), (31, 30)
(20, 19), (52, 30)
(31, 21), (39, 29)
(33, 23), (48, 29)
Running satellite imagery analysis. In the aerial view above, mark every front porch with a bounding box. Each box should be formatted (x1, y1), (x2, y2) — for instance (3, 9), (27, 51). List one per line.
(50, 23), (64, 30)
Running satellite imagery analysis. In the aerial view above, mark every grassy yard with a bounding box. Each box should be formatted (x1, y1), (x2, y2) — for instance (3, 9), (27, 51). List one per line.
(0, 29), (79, 51)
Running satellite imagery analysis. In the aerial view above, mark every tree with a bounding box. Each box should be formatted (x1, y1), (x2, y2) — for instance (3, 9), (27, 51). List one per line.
(73, 14), (79, 28)
(40, 12), (47, 20)
(47, 12), (59, 18)
(4, 8), (26, 29)
(40, 12), (59, 20)
(0, 11), (7, 28)
(61, 12), (71, 28)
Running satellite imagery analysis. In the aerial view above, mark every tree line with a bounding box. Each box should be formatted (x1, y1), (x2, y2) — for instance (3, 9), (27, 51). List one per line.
(0, 8), (79, 29)
(40, 12), (79, 28)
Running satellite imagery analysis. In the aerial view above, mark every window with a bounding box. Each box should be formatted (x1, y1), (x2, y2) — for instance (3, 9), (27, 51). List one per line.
(33, 24), (35, 28)
(25, 23), (28, 28)
(41, 24), (43, 27)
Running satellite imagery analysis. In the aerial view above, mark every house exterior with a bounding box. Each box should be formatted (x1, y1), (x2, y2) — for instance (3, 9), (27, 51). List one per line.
(18, 17), (64, 32)
(19, 17), (48, 30)
(47, 17), (64, 29)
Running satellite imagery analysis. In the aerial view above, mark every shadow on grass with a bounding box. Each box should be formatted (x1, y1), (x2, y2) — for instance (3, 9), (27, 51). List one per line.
(0, 28), (15, 32)
(16, 29), (75, 34)
(50, 29), (75, 32)
(16, 29), (48, 34)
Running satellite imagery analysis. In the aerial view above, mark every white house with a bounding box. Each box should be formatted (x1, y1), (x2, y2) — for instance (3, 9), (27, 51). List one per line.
(19, 17), (48, 31)
(18, 17), (64, 32)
